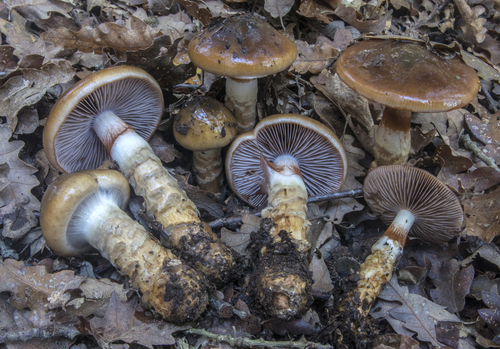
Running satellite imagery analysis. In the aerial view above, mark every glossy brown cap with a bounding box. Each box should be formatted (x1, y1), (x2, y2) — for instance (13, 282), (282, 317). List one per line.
(363, 165), (463, 243)
(226, 114), (348, 207)
(43, 66), (164, 173)
(188, 14), (297, 79)
(173, 96), (238, 151)
(40, 169), (130, 256)
(336, 40), (480, 113)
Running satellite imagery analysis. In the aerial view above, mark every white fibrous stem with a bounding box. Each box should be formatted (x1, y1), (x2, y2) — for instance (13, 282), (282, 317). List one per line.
(106, 117), (234, 286)
(75, 193), (207, 322)
(261, 154), (310, 251)
(373, 108), (412, 166)
(350, 209), (414, 317)
(94, 111), (234, 285)
(225, 77), (258, 133)
(193, 149), (223, 196)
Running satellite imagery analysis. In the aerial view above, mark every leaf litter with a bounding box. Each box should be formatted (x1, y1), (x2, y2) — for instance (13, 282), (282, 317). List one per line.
(0, 0), (499, 348)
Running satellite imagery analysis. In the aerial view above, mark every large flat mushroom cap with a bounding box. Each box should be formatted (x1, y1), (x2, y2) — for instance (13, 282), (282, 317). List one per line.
(363, 165), (463, 243)
(336, 40), (480, 113)
(41, 169), (130, 257)
(226, 114), (348, 207)
(43, 65), (164, 173)
(188, 14), (297, 79)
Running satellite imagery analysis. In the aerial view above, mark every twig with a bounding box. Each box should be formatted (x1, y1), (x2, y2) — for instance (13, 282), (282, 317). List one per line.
(481, 81), (499, 112)
(209, 295), (248, 319)
(208, 188), (364, 229)
(460, 133), (500, 171)
(0, 326), (80, 343)
(186, 328), (331, 348)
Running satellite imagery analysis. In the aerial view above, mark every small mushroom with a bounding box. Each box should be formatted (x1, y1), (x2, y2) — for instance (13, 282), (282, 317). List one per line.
(188, 14), (297, 133)
(40, 169), (208, 323)
(173, 96), (237, 196)
(43, 66), (236, 286)
(343, 165), (463, 319)
(336, 39), (480, 166)
(226, 114), (348, 318)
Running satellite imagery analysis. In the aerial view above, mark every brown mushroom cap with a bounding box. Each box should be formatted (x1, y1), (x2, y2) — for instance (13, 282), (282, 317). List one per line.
(336, 40), (480, 113)
(43, 66), (164, 173)
(363, 165), (463, 243)
(41, 169), (130, 257)
(226, 114), (348, 207)
(173, 96), (238, 151)
(188, 14), (298, 79)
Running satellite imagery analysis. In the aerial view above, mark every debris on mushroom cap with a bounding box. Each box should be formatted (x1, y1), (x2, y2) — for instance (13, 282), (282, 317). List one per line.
(40, 169), (130, 257)
(336, 40), (480, 113)
(173, 96), (238, 151)
(363, 165), (464, 243)
(43, 65), (164, 173)
(188, 14), (298, 79)
(226, 114), (348, 207)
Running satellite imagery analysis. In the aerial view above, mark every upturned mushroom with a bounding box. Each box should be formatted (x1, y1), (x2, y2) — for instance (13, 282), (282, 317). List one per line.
(343, 165), (463, 319)
(336, 39), (480, 166)
(226, 114), (348, 318)
(188, 14), (297, 133)
(173, 96), (237, 196)
(43, 66), (236, 286)
(40, 169), (208, 323)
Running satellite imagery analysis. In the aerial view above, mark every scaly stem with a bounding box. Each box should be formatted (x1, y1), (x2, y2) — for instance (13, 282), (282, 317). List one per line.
(346, 209), (414, 317)
(83, 197), (208, 323)
(193, 148), (224, 195)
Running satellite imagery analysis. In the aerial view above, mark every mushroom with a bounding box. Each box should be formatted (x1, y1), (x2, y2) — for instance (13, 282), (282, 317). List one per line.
(343, 165), (463, 319)
(43, 66), (236, 286)
(226, 114), (348, 318)
(336, 39), (480, 166)
(40, 169), (208, 323)
(188, 14), (298, 133)
(173, 96), (237, 196)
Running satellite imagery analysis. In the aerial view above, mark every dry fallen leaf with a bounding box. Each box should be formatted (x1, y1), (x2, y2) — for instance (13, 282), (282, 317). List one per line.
(89, 292), (188, 349)
(292, 37), (340, 75)
(429, 259), (474, 313)
(0, 61), (75, 131)
(0, 127), (40, 240)
(4, 0), (73, 22)
(478, 284), (500, 344)
(264, 0), (295, 19)
(41, 16), (161, 53)
(463, 186), (500, 243)
(310, 69), (374, 132)
(371, 275), (461, 347)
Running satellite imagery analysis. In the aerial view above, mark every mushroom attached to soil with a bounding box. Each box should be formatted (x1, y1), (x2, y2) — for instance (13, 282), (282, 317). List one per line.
(344, 165), (463, 318)
(226, 114), (348, 318)
(43, 66), (236, 286)
(173, 96), (238, 196)
(336, 39), (480, 166)
(40, 169), (208, 323)
(188, 14), (298, 133)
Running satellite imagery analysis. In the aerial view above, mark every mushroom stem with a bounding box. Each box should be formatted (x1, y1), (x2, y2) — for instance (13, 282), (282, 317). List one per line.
(225, 78), (258, 133)
(373, 108), (412, 166)
(112, 133), (235, 285)
(92, 112), (235, 285)
(347, 209), (414, 317)
(257, 154), (312, 318)
(193, 149), (224, 195)
(260, 154), (310, 251)
(71, 190), (208, 322)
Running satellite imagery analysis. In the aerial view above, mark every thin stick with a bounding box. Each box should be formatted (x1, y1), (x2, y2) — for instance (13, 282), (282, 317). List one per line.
(0, 326), (80, 343)
(208, 188), (364, 229)
(186, 328), (331, 348)
(460, 133), (500, 171)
